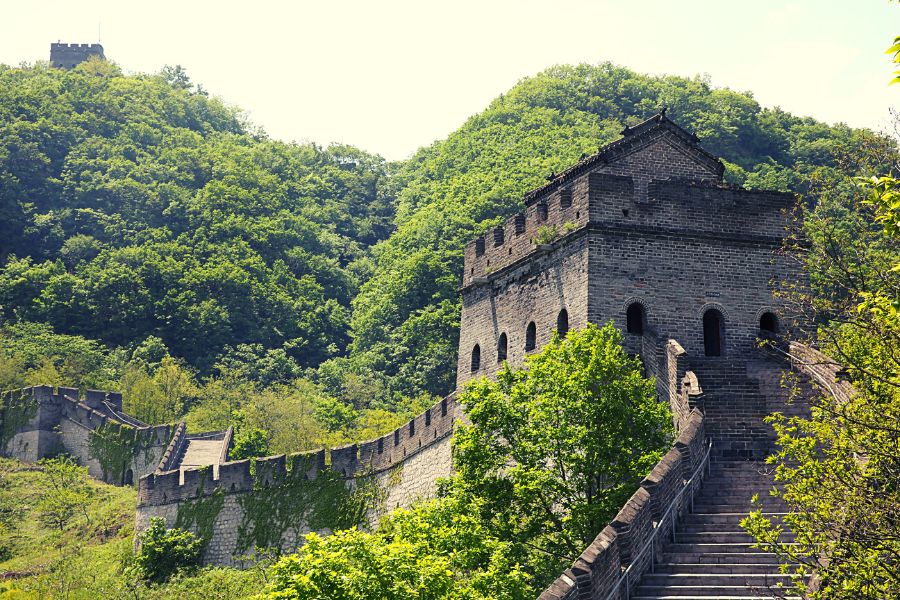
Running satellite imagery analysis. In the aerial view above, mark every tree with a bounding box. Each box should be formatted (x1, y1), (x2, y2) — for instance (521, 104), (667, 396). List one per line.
(742, 30), (900, 599)
(449, 322), (672, 583)
(229, 427), (270, 460)
(35, 456), (93, 531)
(262, 500), (531, 600)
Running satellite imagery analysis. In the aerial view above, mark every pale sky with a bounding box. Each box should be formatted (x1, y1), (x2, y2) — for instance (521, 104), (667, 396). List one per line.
(1, 0), (897, 160)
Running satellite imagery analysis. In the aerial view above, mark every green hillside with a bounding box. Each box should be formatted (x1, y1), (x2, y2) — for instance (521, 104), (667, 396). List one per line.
(0, 60), (394, 375)
(0, 58), (890, 434)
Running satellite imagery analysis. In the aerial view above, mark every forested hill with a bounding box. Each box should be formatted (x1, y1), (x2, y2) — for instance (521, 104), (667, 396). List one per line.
(0, 59), (890, 417)
(344, 62), (890, 401)
(0, 60), (395, 373)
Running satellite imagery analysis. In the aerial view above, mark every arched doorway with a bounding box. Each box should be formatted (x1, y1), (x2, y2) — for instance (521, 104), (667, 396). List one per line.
(497, 333), (508, 362)
(626, 302), (646, 334)
(471, 345), (481, 372)
(703, 309), (725, 357)
(759, 311), (779, 333)
(557, 309), (569, 337)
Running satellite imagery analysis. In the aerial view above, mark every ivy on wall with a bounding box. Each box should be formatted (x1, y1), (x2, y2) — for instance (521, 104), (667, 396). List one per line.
(234, 456), (385, 556)
(87, 422), (142, 484)
(175, 467), (226, 546)
(0, 390), (39, 448)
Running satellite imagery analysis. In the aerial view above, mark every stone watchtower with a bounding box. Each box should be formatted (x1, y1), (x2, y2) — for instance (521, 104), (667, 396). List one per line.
(50, 43), (105, 69)
(457, 112), (799, 459)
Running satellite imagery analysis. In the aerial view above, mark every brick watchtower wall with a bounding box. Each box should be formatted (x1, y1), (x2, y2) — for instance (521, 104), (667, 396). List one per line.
(458, 112), (803, 457)
(50, 43), (105, 69)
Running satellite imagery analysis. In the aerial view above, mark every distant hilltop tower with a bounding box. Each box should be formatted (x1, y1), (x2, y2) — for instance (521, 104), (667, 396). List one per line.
(50, 42), (104, 69)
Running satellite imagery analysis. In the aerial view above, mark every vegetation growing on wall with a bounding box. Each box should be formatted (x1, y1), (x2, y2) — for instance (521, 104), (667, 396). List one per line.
(87, 421), (144, 483)
(0, 389), (39, 448)
(174, 471), (225, 548)
(234, 461), (368, 556)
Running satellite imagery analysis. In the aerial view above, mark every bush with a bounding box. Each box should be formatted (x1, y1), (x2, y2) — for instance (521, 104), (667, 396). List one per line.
(135, 517), (203, 582)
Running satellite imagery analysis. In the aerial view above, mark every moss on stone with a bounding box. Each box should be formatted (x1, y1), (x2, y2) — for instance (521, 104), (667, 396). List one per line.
(0, 390), (39, 448)
(234, 457), (381, 555)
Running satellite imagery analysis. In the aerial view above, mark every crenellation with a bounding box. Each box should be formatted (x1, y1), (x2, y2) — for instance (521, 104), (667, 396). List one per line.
(329, 443), (358, 476)
(252, 454), (286, 488)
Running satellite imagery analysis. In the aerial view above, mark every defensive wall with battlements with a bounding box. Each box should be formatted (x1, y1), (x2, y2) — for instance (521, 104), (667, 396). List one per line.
(0, 385), (172, 485)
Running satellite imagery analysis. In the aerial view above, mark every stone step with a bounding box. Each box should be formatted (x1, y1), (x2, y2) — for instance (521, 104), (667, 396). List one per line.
(662, 550), (784, 564)
(632, 585), (797, 598)
(675, 532), (793, 544)
(691, 504), (786, 514)
(682, 513), (787, 526)
(654, 563), (797, 575)
(679, 523), (786, 534)
(640, 573), (798, 587)
(630, 589), (802, 600)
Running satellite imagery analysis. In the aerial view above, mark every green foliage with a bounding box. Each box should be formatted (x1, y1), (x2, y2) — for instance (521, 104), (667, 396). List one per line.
(0, 321), (122, 390)
(0, 63), (394, 376)
(744, 166), (900, 596)
(135, 517), (203, 583)
(87, 421), (143, 484)
(450, 323), (672, 579)
(0, 388), (38, 447)
(174, 485), (225, 548)
(533, 224), (559, 245)
(262, 499), (531, 600)
(35, 456), (94, 532)
(0, 456), (266, 598)
(229, 427), (270, 460)
(265, 324), (670, 597)
(234, 463), (364, 556)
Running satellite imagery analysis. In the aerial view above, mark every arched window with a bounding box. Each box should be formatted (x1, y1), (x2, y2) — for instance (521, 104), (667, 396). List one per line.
(557, 309), (569, 337)
(525, 322), (537, 352)
(497, 333), (508, 362)
(471, 345), (481, 372)
(703, 309), (725, 357)
(759, 312), (779, 333)
(123, 469), (134, 486)
(626, 302), (646, 334)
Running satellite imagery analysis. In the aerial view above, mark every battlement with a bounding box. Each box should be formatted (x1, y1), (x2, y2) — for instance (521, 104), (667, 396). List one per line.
(50, 43), (104, 50)
(137, 393), (461, 507)
(461, 115), (792, 290)
(462, 183), (589, 288)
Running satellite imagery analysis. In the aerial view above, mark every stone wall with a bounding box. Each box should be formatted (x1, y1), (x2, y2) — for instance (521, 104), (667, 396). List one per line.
(0, 385), (172, 485)
(136, 395), (461, 566)
(458, 232), (590, 387)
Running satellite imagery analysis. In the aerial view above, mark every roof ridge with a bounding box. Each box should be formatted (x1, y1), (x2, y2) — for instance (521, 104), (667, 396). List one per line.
(524, 111), (724, 204)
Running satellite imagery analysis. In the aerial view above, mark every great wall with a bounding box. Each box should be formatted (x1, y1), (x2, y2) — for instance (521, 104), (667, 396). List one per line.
(1, 112), (845, 598)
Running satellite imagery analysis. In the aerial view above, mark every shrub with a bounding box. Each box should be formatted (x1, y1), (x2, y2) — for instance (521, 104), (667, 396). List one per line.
(134, 517), (203, 582)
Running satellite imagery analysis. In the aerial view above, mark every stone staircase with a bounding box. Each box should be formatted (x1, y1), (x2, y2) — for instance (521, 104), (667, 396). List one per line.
(168, 429), (232, 480)
(631, 461), (803, 599)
